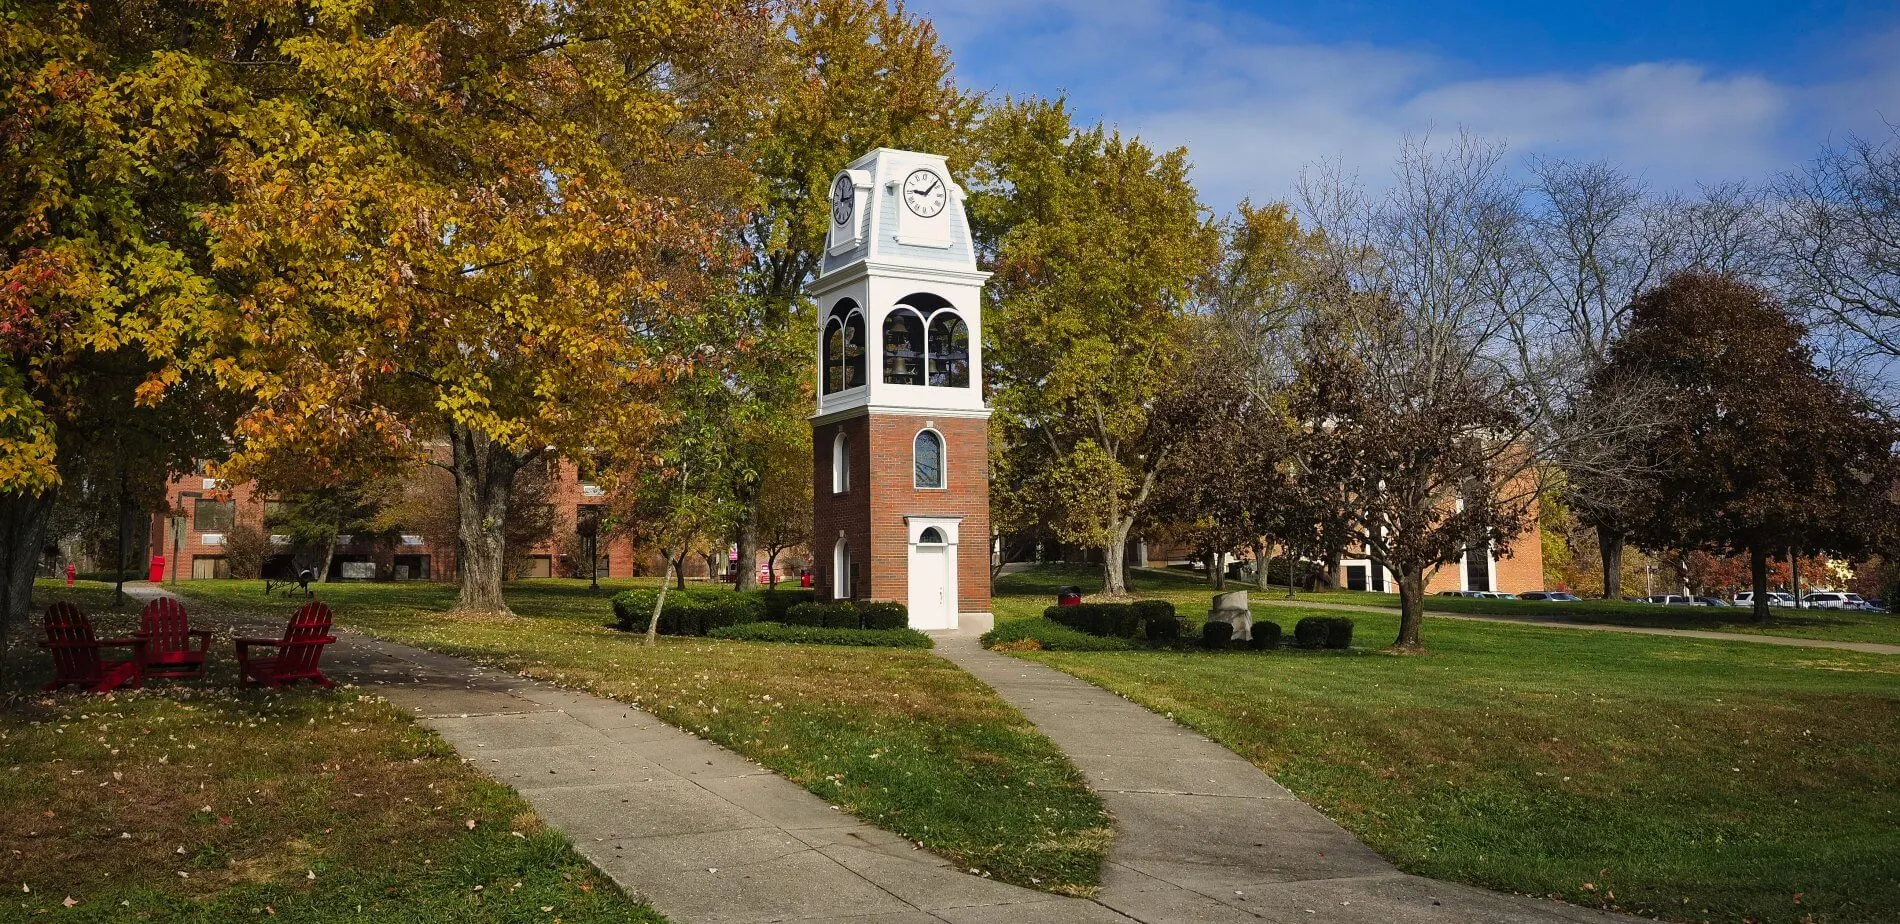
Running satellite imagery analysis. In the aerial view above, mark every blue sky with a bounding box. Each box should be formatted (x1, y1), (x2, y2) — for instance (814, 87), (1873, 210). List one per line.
(911, 0), (1900, 209)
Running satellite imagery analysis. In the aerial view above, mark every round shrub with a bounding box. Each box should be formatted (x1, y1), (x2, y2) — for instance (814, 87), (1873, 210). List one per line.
(1144, 614), (1181, 642)
(1323, 616), (1354, 649)
(755, 588), (814, 621)
(1248, 620), (1282, 650)
(1293, 616), (1328, 648)
(785, 602), (828, 627)
(858, 601), (909, 630)
(1201, 620), (1233, 648)
(821, 601), (863, 629)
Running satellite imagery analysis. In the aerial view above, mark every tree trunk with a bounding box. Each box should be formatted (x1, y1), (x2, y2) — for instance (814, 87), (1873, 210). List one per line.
(1749, 545), (1772, 625)
(765, 548), (781, 590)
(1787, 548), (1801, 613)
(734, 502), (760, 592)
(449, 422), (525, 613)
(646, 552), (673, 646)
(113, 468), (128, 609)
(1598, 532), (1625, 601)
(1206, 552), (1225, 589)
(1393, 569), (1425, 650)
(1102, 518), (1135, 596)
(673, 552), (687, 590)
(317, 527), (337, 583)
(0, 491), (55, 689)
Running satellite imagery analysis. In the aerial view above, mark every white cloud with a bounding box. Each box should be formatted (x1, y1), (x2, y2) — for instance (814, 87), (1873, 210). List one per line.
(915, 0), (1896, 211)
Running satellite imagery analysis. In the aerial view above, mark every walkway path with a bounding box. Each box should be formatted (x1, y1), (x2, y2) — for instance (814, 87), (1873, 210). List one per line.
(1250, 597), (1900, 655)
(320, 632), (1127, 924)
(933, 638), (1633, 924)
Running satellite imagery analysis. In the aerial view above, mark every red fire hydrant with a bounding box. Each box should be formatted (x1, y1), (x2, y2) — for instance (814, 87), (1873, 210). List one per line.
(65, 562), (75, 586)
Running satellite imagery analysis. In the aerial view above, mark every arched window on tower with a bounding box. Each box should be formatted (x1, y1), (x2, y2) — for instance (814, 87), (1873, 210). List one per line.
(918, 527), (945, 544)
(914, 429), (944, 488)
(833, 537), (852, 600)
(842, 311), (866, 390)
(824, 299), (865, 394)
(832, 432), (850, 493)
(823, 318), (844, 394)
(883, 309), (925, 385)
(927, 313), (970, 387)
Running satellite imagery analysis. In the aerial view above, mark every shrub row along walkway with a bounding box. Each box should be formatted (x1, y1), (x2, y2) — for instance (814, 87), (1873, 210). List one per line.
(933, 637), (1636, 924)
(1250, 598), (1900, 655)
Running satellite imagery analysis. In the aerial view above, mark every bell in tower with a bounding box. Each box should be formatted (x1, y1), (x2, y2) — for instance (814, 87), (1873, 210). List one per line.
(808, 149), (992, 633)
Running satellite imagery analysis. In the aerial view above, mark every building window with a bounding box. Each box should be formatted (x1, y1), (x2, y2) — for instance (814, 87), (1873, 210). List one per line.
(833, 538), (852, 600)
(914, 429), (944, 488)
(919, 526), (946, 544)
(190, 556), (230, 580)
(883, 309), (925, 385)
(263, 500), (288, 527)
(1464, 544), (1492, 593)
(822, 299), (866, 394)
(194, 498), (235, 532)
(927, 312), (970, 387)
(832, 432), (850, 493)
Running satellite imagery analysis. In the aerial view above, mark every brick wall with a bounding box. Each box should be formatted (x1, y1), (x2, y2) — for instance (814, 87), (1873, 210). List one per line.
(813, 411), (991, 615)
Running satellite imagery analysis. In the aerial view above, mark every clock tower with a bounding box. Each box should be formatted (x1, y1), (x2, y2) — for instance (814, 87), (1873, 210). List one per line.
(809, 148), (992, 632)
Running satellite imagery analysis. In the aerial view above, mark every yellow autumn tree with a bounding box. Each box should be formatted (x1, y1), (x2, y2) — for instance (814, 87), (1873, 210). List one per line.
(204, 0), (770, 611)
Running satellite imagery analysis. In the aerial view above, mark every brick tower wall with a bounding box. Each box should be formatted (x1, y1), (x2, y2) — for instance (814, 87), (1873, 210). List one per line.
(813, 411), (991, 614)
(812, 414), (873, 600)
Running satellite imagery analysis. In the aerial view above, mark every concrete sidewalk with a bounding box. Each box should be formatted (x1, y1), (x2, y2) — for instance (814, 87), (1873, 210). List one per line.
(934, 638), (1636, 924)
(319, 633), (1128, 924)
(1249, 597), (1900, 655)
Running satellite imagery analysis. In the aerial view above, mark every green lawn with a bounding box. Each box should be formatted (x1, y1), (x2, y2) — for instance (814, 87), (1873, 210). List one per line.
(992, 567), (1900, 924)
(3, 581), (660, 923)
(998, 564), (1900, 646)
(178, 578), (1110, 895)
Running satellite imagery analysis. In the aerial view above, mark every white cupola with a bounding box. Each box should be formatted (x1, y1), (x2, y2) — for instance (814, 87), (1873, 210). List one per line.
(810, 149), (990, 423)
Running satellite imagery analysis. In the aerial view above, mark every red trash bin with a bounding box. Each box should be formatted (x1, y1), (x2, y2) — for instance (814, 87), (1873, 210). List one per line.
(148, 555), (166, 583)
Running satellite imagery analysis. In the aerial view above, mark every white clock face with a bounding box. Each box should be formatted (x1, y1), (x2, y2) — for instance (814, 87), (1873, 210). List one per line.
(831, 174), (854, 226)
(902, 169), (947, 218)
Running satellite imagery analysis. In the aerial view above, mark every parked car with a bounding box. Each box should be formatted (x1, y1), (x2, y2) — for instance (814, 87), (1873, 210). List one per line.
(1643, 594), (1706, 606)
(1802, 591), (1872, 610)
(1519, 591), (1583, 602)
(1492, 593), (1519, 600)
(1694, 596), (1730, 607)
(1734, 591), (1798, 608)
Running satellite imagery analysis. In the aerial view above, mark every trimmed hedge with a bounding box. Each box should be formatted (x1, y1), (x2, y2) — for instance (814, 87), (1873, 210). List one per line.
(859, 601), (909, 630)
(757, 589), (814, 621)
(1201, 620), (1233, 648)
(707, 622), (933, 648)
(1248, 620), (1283, 650)
(611, 588), (764, 635)
(1294, 615), (1354, 649)
(1044, 600), (1176, 639)
(982, 619), (1138, 652)
(785, 601), (828, 627)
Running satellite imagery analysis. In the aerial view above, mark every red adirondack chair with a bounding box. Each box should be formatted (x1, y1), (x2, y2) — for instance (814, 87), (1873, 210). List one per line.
(235, 601), (338, 689)
(39, 602), (147, 693)
(137, 596), (212, 680)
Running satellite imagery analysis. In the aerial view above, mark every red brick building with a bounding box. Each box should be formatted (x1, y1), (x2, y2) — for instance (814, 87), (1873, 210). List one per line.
(146, 459), (651, 584)
(809, 148), (993, 631)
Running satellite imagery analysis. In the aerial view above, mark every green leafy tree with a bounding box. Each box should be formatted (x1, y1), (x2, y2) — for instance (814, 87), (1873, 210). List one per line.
(718, 0), (978, 589)
(1, 3), (237, 645)
(1599, 271), (1900, 623)
(971, 98), (1221, 595)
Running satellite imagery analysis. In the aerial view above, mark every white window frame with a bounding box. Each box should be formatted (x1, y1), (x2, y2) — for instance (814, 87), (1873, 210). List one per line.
(832, 537), (852, 600)
(831, 431), (850, 494)
(913, 427), (947, 489)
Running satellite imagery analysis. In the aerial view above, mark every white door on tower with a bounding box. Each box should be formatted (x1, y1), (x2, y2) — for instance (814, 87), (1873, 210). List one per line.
(908, 543), (954, 630)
